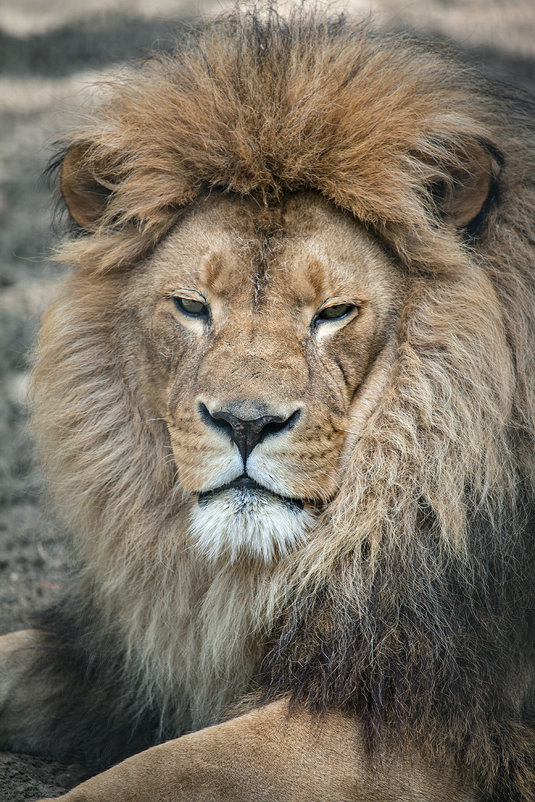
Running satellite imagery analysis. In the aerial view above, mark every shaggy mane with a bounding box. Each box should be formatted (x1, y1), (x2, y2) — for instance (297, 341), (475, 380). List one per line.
(31, 8), (535, 799)
(57, 9), (511, 274)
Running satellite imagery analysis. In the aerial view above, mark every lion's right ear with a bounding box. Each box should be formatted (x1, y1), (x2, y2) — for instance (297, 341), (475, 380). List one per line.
(60, 143), (114, 230)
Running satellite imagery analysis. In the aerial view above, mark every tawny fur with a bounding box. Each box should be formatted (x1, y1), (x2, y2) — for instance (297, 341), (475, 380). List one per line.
(27, 7), (535, 799)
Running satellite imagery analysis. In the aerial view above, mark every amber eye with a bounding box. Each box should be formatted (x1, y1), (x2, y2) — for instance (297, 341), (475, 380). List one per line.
(316, 303), (356, 323)
(173, 297), (209, 318)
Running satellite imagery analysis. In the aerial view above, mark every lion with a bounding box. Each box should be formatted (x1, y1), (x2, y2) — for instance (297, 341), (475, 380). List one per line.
(1, 8), (534, 801)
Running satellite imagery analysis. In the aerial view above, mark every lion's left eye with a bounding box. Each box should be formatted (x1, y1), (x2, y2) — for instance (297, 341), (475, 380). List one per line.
(173, 297), (209, 318)
(316, 303), (356, 322)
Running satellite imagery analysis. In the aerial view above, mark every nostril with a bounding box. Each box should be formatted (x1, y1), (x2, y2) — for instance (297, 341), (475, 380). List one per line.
(259, 409), (301, 442)
(199, 402), (234, 436)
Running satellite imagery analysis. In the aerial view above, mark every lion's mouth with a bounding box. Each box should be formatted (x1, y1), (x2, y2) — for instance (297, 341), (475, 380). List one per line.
(197, 475), (305, 510)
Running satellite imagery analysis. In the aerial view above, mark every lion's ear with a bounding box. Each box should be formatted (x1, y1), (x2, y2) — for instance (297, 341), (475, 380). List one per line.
(60, 143), (114, 230)
(428, 142), (500, 231)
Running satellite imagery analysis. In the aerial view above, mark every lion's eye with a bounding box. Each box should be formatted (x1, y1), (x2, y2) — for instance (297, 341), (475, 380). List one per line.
(316, 303), (356, 323)
(173, 297), (209, 318)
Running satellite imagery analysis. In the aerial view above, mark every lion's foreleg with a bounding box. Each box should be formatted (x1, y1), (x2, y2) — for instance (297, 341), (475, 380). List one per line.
(0, 629), (52, 753)
(38, 699), (476, 802)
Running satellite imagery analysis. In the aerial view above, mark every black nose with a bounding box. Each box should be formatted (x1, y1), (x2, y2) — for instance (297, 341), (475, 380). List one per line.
(199, 403), (300, 464)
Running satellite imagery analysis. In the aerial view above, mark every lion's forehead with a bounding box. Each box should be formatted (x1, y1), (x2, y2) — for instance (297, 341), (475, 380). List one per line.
(147, 193), (399, 310)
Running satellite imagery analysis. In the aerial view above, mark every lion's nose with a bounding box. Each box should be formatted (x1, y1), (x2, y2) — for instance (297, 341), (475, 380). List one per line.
(199, 402), (301, 464)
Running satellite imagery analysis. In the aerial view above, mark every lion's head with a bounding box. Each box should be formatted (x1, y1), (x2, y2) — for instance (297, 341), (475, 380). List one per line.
(30, 9), (535, 794)
(109, 192), (401, 562)
(35, 13), (510, 568)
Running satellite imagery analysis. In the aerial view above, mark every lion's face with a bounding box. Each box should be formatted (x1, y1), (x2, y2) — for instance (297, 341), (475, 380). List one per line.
(123, 193), (403, 561)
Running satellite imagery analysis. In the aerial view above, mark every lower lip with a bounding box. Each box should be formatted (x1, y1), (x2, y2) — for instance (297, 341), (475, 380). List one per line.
(197, 483), (304, 510)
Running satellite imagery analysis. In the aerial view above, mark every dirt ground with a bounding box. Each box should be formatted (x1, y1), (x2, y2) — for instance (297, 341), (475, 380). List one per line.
(0, 1), (534, 800)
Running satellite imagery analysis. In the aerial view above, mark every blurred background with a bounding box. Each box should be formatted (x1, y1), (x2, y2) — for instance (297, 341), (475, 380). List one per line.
(1, 1), (534, 799)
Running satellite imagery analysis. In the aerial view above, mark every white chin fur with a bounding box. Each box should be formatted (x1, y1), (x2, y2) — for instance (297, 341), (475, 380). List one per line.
(188, 488), (314, 563)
